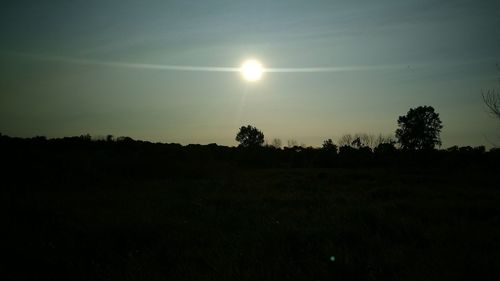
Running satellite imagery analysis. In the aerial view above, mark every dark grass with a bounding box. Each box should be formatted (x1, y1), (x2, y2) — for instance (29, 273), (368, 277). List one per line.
(2, 136), (500, 280)
(3, 163), (500, 281)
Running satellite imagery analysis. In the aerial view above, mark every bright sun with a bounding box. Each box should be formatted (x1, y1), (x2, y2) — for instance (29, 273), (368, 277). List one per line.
(240, 59), (264, 82)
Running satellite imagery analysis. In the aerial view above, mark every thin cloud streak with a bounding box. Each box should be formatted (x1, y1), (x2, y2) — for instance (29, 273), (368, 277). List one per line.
(6, 52), (498, 74)
(264, 65), (403, 73)
(8, 52), (405, 73)
(34, 54), (238, 72)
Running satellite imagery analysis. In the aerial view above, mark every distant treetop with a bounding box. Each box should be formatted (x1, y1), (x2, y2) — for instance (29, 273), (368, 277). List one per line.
(235, 125), (265, 148)
(395, 105), (443, 150)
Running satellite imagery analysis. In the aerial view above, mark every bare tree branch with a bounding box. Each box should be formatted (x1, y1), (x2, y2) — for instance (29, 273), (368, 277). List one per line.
(482, 89), (500, 118)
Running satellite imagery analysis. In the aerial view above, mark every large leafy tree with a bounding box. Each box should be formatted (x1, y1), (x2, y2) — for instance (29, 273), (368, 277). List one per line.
(235, 125), (265, 148)
(395, 106), (443, 150)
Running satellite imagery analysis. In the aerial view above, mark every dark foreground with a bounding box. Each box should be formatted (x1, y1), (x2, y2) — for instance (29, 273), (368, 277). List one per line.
(2, 137), (500, 280)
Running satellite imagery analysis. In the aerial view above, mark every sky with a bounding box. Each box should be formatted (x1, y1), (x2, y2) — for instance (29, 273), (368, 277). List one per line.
(1, 0), (499, 147)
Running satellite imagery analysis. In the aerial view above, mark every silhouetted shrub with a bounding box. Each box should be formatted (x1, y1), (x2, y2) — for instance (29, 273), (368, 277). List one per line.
(322, 139), (338, 153)
(374, 142), (396, 154)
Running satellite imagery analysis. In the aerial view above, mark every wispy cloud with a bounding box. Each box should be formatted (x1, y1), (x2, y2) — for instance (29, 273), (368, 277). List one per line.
(4, 51), (498, 74)
(7, 52), (408, 73)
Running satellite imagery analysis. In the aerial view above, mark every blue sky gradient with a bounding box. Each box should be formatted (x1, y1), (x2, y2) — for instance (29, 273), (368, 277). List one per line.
(1, 0), (499, 146)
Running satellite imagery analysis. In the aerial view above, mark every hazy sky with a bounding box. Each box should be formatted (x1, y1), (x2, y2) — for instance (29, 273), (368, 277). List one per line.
(1, 0), (499, 147)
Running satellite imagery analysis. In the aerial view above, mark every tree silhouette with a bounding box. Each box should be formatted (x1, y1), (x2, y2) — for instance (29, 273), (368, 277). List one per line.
(271, 138), (282, 149)
(287, 139), (298, 148)
(482, 66), (500, 119)
(338, 134), (353, 147)
(351, 137), (362, 148)
(395, 106), (443, 150)
(322, 139), (337, 152)
(236, 125), (265, 148)
(483, 92), (500, 118)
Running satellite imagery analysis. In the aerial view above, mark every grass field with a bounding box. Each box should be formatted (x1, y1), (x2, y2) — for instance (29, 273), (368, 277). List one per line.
(4, 162), (500, 281)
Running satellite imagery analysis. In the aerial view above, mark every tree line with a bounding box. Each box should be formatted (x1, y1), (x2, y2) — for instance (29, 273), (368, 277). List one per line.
(236, 105), (444, 151)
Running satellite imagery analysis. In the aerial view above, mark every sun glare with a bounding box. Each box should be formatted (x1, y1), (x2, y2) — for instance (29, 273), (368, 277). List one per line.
(240, 59), (264, 82)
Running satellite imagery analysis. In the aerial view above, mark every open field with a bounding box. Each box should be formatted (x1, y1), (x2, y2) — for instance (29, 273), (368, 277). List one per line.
(2, 140), (500, 280)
